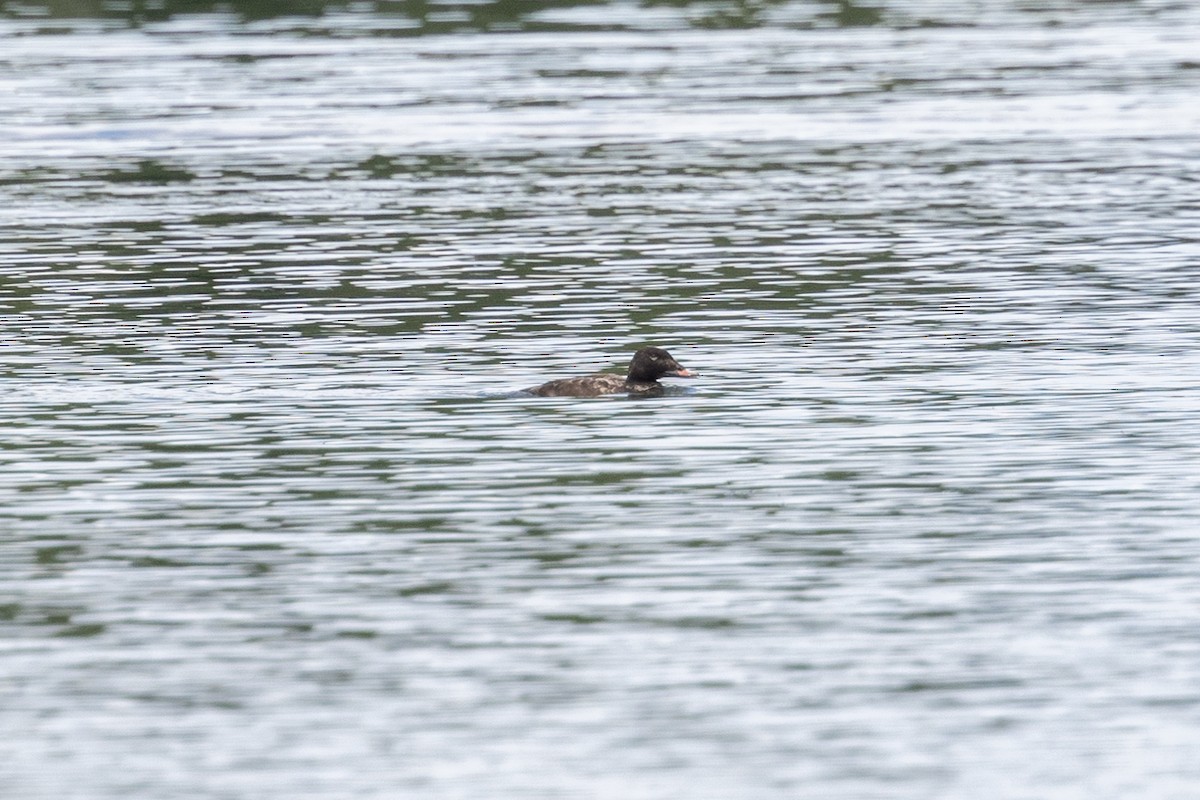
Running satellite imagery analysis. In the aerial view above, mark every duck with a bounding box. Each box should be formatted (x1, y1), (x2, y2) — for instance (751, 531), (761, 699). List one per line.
(527, 347), (695, 397)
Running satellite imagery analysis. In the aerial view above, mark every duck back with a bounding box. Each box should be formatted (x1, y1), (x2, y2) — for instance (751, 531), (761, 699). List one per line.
(528, 372), (627, 397)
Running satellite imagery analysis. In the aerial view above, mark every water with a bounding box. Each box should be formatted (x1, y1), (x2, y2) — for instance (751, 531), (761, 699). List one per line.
(3, 1), (1200, 797)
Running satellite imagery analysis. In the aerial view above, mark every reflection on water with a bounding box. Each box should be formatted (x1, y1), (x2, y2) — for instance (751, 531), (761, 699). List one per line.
(7, 0), (887, 32)
(3, 1), (1200, 798)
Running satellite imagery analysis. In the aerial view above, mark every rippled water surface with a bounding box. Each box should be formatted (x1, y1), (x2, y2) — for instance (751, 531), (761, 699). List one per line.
(3, 1), (1200, 797)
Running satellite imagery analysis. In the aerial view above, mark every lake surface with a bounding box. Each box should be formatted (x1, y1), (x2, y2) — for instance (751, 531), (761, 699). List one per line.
(3, 1), (1200, 797)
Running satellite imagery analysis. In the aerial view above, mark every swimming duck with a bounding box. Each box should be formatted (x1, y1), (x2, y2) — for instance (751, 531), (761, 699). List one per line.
(528, 347), (695, 397)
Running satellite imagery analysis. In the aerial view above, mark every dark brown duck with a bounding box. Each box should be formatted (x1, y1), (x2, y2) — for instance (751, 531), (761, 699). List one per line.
(528, 347), (695, 397)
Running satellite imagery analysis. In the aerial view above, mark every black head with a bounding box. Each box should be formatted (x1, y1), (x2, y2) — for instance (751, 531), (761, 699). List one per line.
(626, 347), (694, 383)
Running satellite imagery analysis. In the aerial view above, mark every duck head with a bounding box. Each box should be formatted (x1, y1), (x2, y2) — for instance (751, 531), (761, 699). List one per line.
(626, 347), (695, 383)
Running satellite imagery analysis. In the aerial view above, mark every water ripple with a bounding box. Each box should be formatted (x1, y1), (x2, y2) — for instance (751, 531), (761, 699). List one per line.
(4, 4), (1200, 799)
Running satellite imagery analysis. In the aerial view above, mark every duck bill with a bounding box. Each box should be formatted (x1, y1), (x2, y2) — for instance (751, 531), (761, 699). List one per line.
(671, 368), (695, 378)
